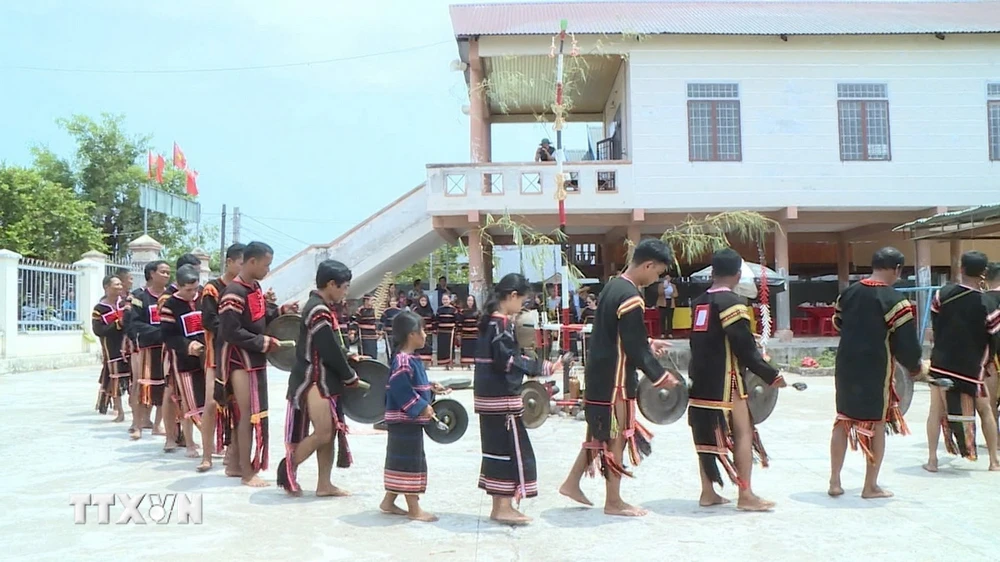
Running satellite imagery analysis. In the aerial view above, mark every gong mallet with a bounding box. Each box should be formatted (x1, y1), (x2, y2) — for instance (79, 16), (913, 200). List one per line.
(429, 413), (450, 432)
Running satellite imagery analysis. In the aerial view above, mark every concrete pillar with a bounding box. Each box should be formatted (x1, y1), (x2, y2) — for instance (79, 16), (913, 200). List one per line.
(916, 238), (933, 341)
(467, 229), (487, 308)
(601, 242), (614, 280)
(74, 250), (106, 354)
(774, 226), (792, 338)
(626, 226), (641, 263)
(949, 239), (962, 282)
(128, 235), (163, 287)
(836, 235), (851, 291)
(0, 249), (22, 358)
(192, 248), (212, 284)
(468, 40), (491, 164)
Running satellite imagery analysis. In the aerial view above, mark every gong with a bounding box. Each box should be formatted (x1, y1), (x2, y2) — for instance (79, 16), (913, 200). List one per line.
(745, 370), (779, 424)
(637, 370), (688, 425)
(264, 313), (301, 372)
(521, 380), (551, 429)
(342, 359), (390, 424)
(424, 398), (469, 444)
(894, 361), (915, 416)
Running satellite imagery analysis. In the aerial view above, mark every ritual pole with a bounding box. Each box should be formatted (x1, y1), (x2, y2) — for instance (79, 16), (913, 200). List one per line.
(552, 19), (571, 397)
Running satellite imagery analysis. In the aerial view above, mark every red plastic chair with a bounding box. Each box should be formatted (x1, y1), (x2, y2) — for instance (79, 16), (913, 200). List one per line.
(819, 317), (837, 337)
(792, 317), (814, 335)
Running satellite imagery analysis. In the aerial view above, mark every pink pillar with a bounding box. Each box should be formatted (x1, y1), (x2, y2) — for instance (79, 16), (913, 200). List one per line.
(468, 40), (491, 164)
(949, 239), (962, 282)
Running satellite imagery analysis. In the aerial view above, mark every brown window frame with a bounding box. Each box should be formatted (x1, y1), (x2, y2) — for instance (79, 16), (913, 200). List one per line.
(686, 99), (743, 162)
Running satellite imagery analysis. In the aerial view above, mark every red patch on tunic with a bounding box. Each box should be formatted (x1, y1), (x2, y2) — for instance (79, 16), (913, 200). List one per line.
(149, 305), (161, 325)
(181, 311), (204, 337)
(247, 289), (266, 322)
(100, 308), (122, 325)
(692, 304), (711, 332)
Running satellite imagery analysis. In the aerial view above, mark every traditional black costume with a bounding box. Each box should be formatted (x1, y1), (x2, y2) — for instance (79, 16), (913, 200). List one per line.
(353, 301), (379, 358)
(688, 287), (781, 488)
(125, 287), (166, 407)
(413, 304), (434, 364)
(583, 276), (670, 478)
(434, 304), (458, 366)
(161, 292), (207, 426)
(201, 277), (227, 449)
(459, 308), (480, 366)
(832, 279), (923, 461)
(93, 300), (129, 413)
(474, 313), (552, 501)
(929, 284), (1000, 460)
(380, 306), (402, 358)
(218, 277), (284, 472)
(384, 352), (432, 495)
(277, 291), (360, 493)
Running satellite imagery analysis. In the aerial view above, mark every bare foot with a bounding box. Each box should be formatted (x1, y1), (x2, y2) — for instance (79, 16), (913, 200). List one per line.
(922, 460), (938, 473)
(490, 512), (532, 525)
(408, 509), (439, 522)
(380, 498), (407, 515)
(241, 475), (269, 488)
(861, 486), (894, 499)
(129, 428), (141, 440)
(558, 483), (594, 506)
(225, 466), (242, 478)
(828, 483), (845, 497)
(737, 494), (775, 512)
(142, 421), (153, 429)
(196, 460), (212, 473)
(163, 443), (179, 453)
(604, 502), (648, 517)
(699, 492), (731, 506)
(316, 485), (351, 497)
(989, 463), (1000, 472)
(152, 426), (166, 436)
(185, 447), (200, 458)
(113, 414), (125, 423)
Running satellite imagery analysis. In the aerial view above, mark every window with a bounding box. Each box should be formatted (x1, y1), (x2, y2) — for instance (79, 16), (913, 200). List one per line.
(687, 83), (742, 162)
(989, 83), (1000, 161)
(837, 84), (891, 161)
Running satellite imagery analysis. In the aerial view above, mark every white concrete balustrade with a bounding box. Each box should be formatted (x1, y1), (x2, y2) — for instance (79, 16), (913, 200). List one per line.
(426, 161), (634, 215)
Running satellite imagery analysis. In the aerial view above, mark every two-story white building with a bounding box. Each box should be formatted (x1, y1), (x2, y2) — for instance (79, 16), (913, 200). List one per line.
(267, 0), (1000, 335)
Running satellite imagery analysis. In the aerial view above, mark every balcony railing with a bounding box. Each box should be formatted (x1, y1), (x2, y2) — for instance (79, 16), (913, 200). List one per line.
(426, 161), (632, 215)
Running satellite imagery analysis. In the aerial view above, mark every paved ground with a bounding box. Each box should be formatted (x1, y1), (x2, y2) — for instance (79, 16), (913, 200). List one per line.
(2, 365), (997, 562)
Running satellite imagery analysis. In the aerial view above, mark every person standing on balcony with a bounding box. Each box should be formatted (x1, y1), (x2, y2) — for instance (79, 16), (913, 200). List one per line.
(535, 138), (555, 162)
(828, 247), (929, 500)
(559, 239), (678, 517)
(923, 251), (1000, 472)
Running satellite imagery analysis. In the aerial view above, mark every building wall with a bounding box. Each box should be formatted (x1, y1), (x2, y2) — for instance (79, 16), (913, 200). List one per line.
(627, 34), (999, 209)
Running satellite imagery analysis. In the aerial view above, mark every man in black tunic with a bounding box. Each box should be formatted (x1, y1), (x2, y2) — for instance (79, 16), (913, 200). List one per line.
(924, 251), (1000, 472)
(687, 248), (784, 511)
(125, 260), (171, 440)
(559, 239), (678, 517)
(352, 294), (379, 359)
(983, 263), (1000, 423)
(160, 265), (207, 458)
(218, 241), (298, 487)
(829, 247), (929, 499)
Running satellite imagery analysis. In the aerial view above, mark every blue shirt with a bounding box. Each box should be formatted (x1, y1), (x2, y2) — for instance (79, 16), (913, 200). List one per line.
(385, 352), (432, 424)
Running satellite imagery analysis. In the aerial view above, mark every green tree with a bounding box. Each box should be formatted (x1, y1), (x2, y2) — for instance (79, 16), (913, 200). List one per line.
(397, 244), (469, 286)
(162, 225), (223, 274)
(31, 113), (190, 258)
(0, 165), (106, 262)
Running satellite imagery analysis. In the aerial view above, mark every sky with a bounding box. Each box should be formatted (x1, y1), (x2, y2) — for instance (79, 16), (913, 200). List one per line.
(0, 0), (591, 262)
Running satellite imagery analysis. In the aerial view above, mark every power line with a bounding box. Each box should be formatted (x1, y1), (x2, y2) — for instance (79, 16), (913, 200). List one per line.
(2, 40), (451, 75)
(242, 214), (313, 247)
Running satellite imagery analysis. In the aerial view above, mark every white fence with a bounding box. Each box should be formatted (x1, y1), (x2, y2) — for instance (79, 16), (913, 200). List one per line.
(17, 258), (82, 332)
(104, 258), (145, 289)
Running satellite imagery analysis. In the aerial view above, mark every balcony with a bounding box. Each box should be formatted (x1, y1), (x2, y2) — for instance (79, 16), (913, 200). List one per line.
(425, 161), (633, 215)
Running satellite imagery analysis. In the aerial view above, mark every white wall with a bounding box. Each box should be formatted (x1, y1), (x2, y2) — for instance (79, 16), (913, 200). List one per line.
(627, 34), (999, 210)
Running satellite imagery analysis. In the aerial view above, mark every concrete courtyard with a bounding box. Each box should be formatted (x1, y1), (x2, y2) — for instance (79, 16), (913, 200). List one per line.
(1, 365), (997, 561)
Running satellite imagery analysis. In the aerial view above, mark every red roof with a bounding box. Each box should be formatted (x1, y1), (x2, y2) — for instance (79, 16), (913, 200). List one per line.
(450, 1), (1000, 36)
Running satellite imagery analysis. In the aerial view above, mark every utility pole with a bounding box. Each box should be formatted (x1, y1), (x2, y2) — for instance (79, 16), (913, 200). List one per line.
(232, 207), (241, 243)
(220, 204), (227, 266)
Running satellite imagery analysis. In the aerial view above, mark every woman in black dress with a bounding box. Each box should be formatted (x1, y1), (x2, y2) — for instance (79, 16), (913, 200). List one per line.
(459, 295), (480, 369)
(412, 295), (435, 365)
